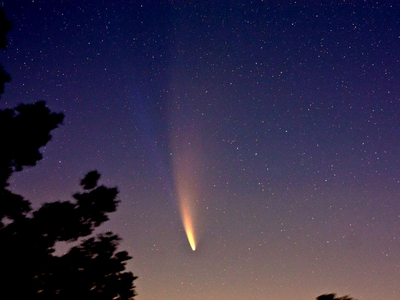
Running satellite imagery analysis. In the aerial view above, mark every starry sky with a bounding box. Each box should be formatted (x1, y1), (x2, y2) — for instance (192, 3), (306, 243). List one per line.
(2, 1), (400, 299)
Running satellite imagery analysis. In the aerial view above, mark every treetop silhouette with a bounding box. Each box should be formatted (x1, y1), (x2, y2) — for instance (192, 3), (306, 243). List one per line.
(0, 8), (137, 299)
(0, 8), (11, 95)
(317, 293), (357, 300)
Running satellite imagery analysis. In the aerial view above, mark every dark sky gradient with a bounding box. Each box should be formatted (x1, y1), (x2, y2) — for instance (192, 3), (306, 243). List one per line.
(2, 1), (400, 299)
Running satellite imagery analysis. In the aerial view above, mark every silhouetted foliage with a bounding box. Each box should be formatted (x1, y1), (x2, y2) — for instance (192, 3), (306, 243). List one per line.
(0, 101), (64, 188)
(81, 170), (102, 190)
(0, 8), (12, 49)
(0, 9), (137, 299)
(0, 8), (11, 95)
(0, 65), (10, 95)
(317, 293), (357, 300)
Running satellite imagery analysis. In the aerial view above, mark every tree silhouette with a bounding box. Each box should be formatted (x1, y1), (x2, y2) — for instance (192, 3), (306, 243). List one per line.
(317, 294), (357, 300)
(0, 8), (11, 95)
(0, 9), (137, 299)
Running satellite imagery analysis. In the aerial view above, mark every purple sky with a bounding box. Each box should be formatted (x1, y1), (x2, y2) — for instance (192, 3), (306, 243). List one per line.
(2, 1), (400, 299)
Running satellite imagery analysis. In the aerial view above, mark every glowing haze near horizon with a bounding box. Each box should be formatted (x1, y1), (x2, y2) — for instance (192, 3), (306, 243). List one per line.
(2, 1), (400, 299)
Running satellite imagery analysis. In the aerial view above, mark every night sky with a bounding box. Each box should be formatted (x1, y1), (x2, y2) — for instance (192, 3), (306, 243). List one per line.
(2, 1), (400, 299)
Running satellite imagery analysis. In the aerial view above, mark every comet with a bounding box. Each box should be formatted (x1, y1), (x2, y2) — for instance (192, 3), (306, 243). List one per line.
(168, 93), (204, 251)
(181, 202), (196, 251)
(171, 143), (201, 251)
